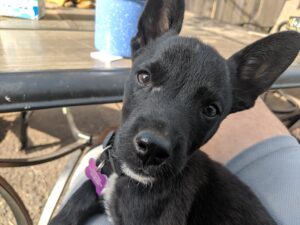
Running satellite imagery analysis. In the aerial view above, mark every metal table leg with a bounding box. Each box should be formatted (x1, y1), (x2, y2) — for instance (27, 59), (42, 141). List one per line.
(20, 111), (33, 150)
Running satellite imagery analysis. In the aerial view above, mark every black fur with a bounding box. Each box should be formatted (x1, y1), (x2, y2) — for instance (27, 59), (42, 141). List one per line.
(50, 0), (300, 224)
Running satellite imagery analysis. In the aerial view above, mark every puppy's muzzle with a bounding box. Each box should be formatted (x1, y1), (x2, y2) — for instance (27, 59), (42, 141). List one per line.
(134, 130), (171, 166)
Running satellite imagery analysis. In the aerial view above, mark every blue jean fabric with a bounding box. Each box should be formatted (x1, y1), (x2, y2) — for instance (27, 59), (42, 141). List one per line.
(227, 135), (300, 225)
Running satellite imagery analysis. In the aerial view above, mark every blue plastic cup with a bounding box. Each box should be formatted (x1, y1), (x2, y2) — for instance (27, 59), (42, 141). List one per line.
(95, 0), (146, 58)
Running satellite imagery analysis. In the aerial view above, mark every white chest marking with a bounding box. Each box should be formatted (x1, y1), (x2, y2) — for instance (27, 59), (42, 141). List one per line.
(103, 173), (118, 224)
(121, 163), (155, 185)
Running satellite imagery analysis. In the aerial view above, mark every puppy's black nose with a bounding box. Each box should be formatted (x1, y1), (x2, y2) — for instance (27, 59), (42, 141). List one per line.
(134, 130), (171, 166)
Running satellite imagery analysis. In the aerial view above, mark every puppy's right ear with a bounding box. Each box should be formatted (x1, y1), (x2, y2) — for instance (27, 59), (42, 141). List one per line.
(228, 31), (300, 113)
(131, 0), (185, 55)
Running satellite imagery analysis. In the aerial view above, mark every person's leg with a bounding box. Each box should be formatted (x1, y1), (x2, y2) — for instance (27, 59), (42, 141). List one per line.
(203, 98), (300, 225)
(202, 98), (290, 164)
(226, 133), (300, 225)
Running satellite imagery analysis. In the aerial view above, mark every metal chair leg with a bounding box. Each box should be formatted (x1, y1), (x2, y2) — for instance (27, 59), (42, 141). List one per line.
(0, 175), (33, 225)
(62, 107), (90, 142)
(38, 150), (83, 225)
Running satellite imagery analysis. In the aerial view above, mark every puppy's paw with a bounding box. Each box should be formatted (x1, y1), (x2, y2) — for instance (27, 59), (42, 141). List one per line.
(48, 181), (105, 225)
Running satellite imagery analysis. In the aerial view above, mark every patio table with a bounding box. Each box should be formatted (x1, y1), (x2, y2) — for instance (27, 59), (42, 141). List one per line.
(0, 12), (299, 113)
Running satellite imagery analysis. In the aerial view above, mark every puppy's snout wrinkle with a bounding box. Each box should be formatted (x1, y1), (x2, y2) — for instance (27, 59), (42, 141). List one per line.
(134, 130), (171, 166)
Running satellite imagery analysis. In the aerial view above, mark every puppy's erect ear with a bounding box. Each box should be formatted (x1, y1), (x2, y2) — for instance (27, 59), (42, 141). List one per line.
(228, 31), (300, 113)
(131, 0), (185, 54)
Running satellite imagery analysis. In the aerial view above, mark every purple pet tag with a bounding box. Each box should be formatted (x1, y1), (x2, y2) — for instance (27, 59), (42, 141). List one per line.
(85, 158), (108, 196)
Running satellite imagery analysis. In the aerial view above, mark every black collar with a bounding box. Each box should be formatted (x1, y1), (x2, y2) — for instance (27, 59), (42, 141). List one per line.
(102, 131), (123, 176)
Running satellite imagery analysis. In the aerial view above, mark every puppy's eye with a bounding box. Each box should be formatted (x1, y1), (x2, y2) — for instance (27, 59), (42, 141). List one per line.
(202, 104), (219, 118)
(137, 72), (151, 86)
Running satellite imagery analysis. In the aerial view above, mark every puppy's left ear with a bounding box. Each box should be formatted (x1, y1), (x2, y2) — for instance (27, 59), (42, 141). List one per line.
(228, 31), (300, 113)
(131, 0), (185, 55)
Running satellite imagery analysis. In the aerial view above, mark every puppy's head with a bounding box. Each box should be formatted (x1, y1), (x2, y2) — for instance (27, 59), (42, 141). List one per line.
(114, 0), (300, 185)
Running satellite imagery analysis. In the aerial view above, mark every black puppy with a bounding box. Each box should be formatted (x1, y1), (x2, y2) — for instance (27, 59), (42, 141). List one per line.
(50, 0), (300, 224)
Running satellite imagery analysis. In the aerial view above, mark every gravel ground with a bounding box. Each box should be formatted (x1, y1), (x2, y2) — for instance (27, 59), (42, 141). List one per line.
(0, 104), (121, 225)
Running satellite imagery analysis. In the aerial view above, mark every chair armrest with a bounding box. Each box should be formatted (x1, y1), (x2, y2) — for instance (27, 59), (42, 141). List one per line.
(272, 65), (300, 89)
